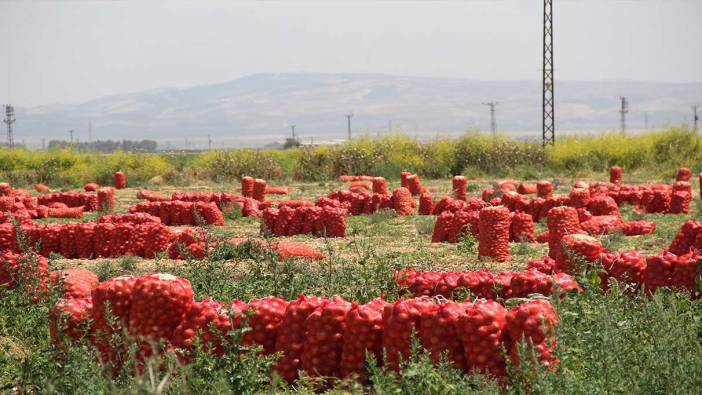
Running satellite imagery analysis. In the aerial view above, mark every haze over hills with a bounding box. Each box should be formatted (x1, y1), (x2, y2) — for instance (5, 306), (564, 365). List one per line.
(13, 73), (702, 149)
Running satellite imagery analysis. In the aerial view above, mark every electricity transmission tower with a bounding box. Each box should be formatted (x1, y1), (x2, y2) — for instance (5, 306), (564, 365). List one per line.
(693, 105), (700, 134)
(345, 114), (353, 140)
(482, 102), (498, 136)
(542, 0), (555, 146)
(619, 97), (629, 135)
(3, 105), (15, 148)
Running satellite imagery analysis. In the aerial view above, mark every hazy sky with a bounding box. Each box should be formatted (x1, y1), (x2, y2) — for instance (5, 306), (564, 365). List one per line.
(2, 0), (701, 107)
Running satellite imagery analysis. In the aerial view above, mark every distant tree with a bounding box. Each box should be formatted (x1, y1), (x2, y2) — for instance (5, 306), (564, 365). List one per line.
(283, 137), (301, 149)
(46, 139), (158, 153)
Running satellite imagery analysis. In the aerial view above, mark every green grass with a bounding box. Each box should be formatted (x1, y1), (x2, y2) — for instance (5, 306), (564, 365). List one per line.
(2, 168), (702, 393)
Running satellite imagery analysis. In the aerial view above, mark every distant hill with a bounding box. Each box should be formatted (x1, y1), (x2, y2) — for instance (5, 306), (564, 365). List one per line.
(13, 73), (702, 149)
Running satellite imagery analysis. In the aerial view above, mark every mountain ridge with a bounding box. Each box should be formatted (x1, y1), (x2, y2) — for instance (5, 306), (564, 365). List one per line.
(12, 72), (702, 149)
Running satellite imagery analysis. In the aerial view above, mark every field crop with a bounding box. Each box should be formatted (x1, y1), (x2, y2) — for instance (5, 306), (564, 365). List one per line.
(1, 164), (702, 394)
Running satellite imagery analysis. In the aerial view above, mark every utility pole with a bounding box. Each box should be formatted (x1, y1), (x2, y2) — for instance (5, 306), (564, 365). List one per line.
(68, 129), (74, 144)
(542, 0), (555, 146)
(208, 134), (212, 150)
(619, 96), (628, 135)
(3, 105), (15, 148)
(290, 125), (296, 140)
(482, 102), (498, 136)
(345, 114), (353, 140)
(693, 105), (700, 134)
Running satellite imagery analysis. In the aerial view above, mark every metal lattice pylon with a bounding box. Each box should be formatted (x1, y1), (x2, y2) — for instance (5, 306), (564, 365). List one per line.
(542, 0), (555, 146)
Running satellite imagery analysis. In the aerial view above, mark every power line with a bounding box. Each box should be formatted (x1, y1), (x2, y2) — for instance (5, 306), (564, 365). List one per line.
(345, 114), (353, 140)
(3, 105), (15, 148)
(482, 102), (498, 136)
(542, 0), (555, 147)
(619, 96), (629, 135)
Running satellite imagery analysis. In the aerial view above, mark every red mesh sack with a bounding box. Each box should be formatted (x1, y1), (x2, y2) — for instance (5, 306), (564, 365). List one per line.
(478, 206), (511, 262)
(241, 176), (255, 198)
(320, 207), (347, 238)
(671, 252), (701, 297)
(452, 176), (467, 200)
(560, 234), (604, 273)
(265, 186), (291, 195)
(517, 182), (537, 195)
(457, 270), (495, 299)
(576, 208), (593, 223)
(39, 225), (61, 256)
(526, 256), (557, 274)
(536, 180), (553, 199)
(92, 275), (137, 333)
(49, 268), (99, 299)
(302, 296), (352, 379)
(273, 295), (328, 383)
(676, 167), (692, 182)
(643, 252), (677, 294)
(510, 269), (554, 298)
(0, 252), (48, 290)
(622, 220), (656, 236)
(569, 188), (590, 209)
(419, 301), (467, 371)
(48, 206), (84, 218)
(301, 206), (322, 235)
(261, 208), (279, 235)
(83, 182), (99, 192)
(372, 177), (388, 195)
(547, 206), (581, 266)
(431, 211), (453, 243)
(400, 171), (411, 189)
(610, 166), (623, 185)
(59, 223), (78, 259)
(242, 296), (289, 354)
(669, 220), (702, 255)
(128, 273), (194, 341)
(75, 222), (95, 259)
(172, 297), (245, 355)
(382, 298), (434, 371)
(97, 188), (116, 213)
(482, 187), (496, 202)
(406, 175), (423, 196)
(49, 297), (94, 346)
(274, 242), (325, 261)
(579, 215), (623, 236)
(253, 179), (267, 202)
(418, 193), (433, 215)
(510, 212), (535, 242)
(456, 300), (508, 377)
(669, 191), (691, 214)
(340, 298), (387, 382)
(34, 183), (50, 193)
(392, 187), (415, 216)
(113, 171), (127, 189)
(599, 251), (646, 291)
(273, 207), (295, 237)
(506, 300), (559, 370)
